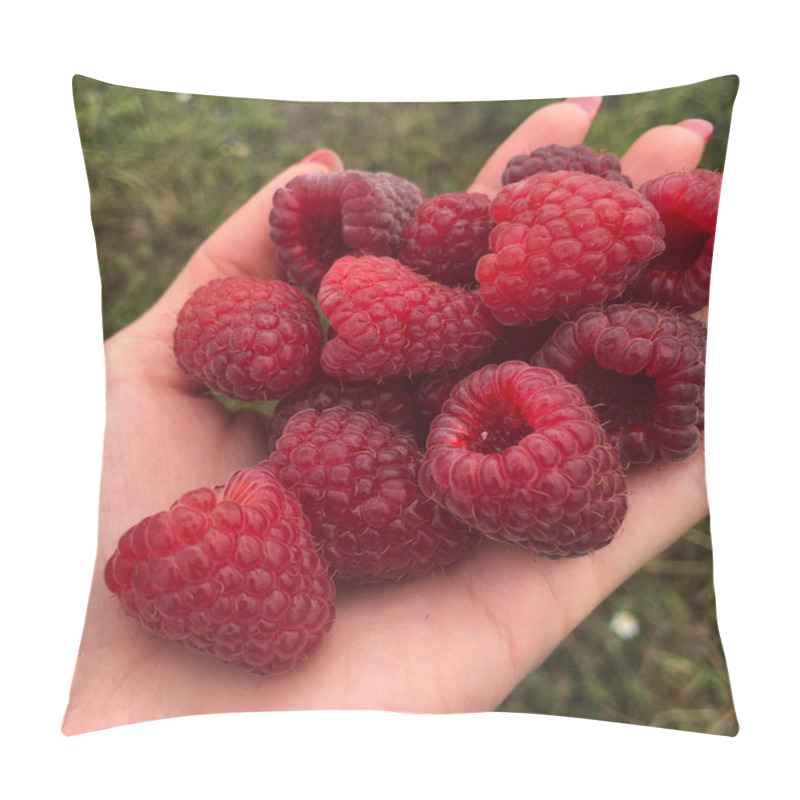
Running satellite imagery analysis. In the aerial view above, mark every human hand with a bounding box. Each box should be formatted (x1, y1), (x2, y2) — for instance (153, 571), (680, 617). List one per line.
(62, 96), (711, 735)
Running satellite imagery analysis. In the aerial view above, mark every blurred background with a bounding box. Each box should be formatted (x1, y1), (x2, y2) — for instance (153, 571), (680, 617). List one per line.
(72, 73), (739, 735)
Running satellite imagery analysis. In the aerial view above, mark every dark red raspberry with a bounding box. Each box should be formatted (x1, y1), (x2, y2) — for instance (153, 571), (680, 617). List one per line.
(317, 255), (501, 380)
(398, 192), (494, 287)
(476, 171), (666, 325)
(103, 467), (336, 676)
(266, 373), (421, 451)
(269, 170), (424, 294)
(531, 303), (707, 465)
(262, 407), (471, 583)
(173, 275), (323, 402)
(502, 144), (632, 188)
(419, 361), (627, 557)
(621, 169), (722, 311)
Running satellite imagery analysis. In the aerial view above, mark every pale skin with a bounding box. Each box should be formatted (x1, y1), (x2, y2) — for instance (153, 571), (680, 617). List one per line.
(62, 97), (711, 735)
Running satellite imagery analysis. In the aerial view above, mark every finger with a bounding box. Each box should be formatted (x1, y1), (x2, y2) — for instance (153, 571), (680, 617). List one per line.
(468, 96), (603, 196)
(621, 119), (713, 188)
(136, 148), (343, 343)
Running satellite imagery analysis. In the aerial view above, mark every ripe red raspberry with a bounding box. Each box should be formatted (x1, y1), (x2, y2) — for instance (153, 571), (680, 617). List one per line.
(419, 361), (627, 556)
(317, 254), (501, 380)
(621, 169), (722, 311)
(502, 144), (632, 188)
(262, 407), (471, 583)
(398, 192), (494, 287)
(103, 467), (336, 675)
(532, 303), (707, 465)
(475, 171), (666, 325)
(266, 373), (421, 451)
(269, 170), (424, 294)
(173, 275), (323, 402)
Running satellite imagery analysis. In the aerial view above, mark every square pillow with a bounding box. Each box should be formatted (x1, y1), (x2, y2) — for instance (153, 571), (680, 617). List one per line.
(66, 74), (739, 736)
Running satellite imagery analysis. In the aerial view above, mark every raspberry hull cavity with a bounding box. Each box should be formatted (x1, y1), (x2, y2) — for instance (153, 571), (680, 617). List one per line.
(419, 361), (628, 557)
(621, 169), (722, 311)
(532, 303), (707, 465)
(269, 170), (424, 294)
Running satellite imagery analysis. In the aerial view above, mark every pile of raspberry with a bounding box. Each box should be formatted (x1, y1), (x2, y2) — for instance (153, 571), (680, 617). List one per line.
(106, 144), (721, 676)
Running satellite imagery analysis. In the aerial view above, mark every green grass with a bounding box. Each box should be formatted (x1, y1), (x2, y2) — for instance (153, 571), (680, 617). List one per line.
(73, 73), (739, 734)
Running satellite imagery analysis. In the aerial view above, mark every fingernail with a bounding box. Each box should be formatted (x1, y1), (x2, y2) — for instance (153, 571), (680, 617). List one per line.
(299, 148), (343, 171)
(677, 119), (714, 144)
(565, 96), (602, 119)
(300, 149), (328, 164)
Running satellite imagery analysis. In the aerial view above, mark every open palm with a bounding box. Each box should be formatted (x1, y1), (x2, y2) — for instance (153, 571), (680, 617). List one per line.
(63, 97), (711, 735)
